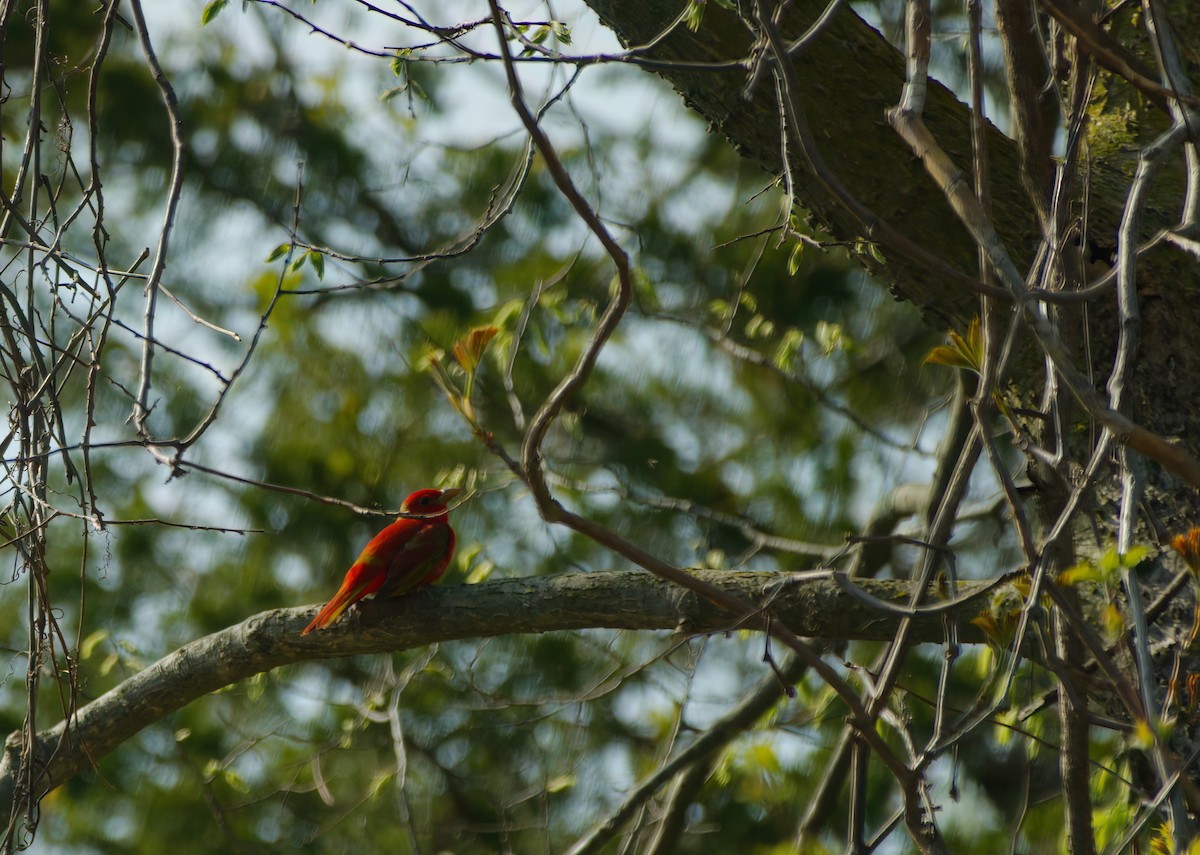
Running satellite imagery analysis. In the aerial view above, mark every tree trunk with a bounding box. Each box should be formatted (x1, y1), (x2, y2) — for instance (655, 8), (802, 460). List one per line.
(584, 0), (1200, 469)
(584, 0), (1200, 817)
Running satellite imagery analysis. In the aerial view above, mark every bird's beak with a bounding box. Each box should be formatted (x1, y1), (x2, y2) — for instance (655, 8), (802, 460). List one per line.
(439, 488), (463, 504)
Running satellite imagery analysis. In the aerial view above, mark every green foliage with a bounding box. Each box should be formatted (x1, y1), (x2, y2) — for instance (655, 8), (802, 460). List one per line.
(1059, 544), (1152, 641)
(2, 1), (1086, 853)
(201, 0), (229, 25)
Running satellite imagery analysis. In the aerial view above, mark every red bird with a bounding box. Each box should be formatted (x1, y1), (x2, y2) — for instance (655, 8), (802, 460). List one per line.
(301, 488), (461, 635)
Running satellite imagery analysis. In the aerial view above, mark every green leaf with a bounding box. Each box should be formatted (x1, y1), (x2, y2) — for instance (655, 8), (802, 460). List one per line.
(1123, 544), (1151, 568)
(465, 557), (494, 585)
(265, 243), (289, 263)
(632, 267), (660, 313)
(745, 313), (769, 338)
(367, 771), (394, 800)
(308, 249), (325, 280)
(222, 769), (250, 794)
(550, 21), (572, 44)
(815, 320), (846, 355)
(80, 629), (108, 660)
(201, 0), (229, 25)
(390, 49), (412, 76)
(1102, 602), (1123, 639)
(992, 708), (1018, 745)
(787, 240), (804, 276)
(772, 328), (803, 371)
(1057, 560), (1101, 586)
(743, 740), (782, 776)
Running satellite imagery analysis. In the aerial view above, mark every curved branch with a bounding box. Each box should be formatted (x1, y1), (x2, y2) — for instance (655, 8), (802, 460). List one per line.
(566, 653), (809, 855)
(0, 569), (990, 819)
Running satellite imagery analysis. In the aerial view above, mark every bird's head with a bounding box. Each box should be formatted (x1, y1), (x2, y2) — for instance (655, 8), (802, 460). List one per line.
(401, 487), (462, 516)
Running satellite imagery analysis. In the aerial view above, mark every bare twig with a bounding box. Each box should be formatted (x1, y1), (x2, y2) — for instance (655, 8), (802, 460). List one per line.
(485, 0), (920, 805)
(565, 655), (806, 855)
(887, 36), (1200, 487)
(127, 0), (187, 450)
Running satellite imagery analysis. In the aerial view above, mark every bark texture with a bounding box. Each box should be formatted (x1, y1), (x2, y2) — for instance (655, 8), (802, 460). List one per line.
(584, 0), (1200, 478)
(0, 569), (990, 814)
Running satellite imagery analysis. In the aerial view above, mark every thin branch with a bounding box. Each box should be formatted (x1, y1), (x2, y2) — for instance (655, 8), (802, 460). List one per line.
(487, 0), (919, 802)
(565, 655), (807, 855)
(1035, 0), (1195, 113)
(887, 67), (1200, 488)
(127, 0), (187, 445)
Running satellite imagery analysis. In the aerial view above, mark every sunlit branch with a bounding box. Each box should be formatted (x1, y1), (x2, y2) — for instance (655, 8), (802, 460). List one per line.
(0, 568), (994, 822)
(254, 0), (743, 72)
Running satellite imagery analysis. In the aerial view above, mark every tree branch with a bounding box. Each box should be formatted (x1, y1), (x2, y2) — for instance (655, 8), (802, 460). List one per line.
(0, 569), (993, 819)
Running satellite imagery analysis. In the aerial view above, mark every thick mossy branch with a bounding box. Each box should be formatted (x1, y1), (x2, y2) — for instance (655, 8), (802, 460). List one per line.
(584, 0), (1033, 324)
(0, 568), (991, 815)
(582, 0), (1200, 465)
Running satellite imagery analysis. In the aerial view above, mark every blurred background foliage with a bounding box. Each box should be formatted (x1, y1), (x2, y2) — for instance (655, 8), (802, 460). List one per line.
(0, 1), (1040, 852)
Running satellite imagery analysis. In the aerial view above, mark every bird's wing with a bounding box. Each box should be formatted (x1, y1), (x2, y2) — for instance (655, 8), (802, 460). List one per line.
(374, 522), (454, 599)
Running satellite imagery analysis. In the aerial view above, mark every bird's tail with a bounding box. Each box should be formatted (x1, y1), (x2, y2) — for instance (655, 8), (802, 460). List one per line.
(301, 579), (372, 635)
